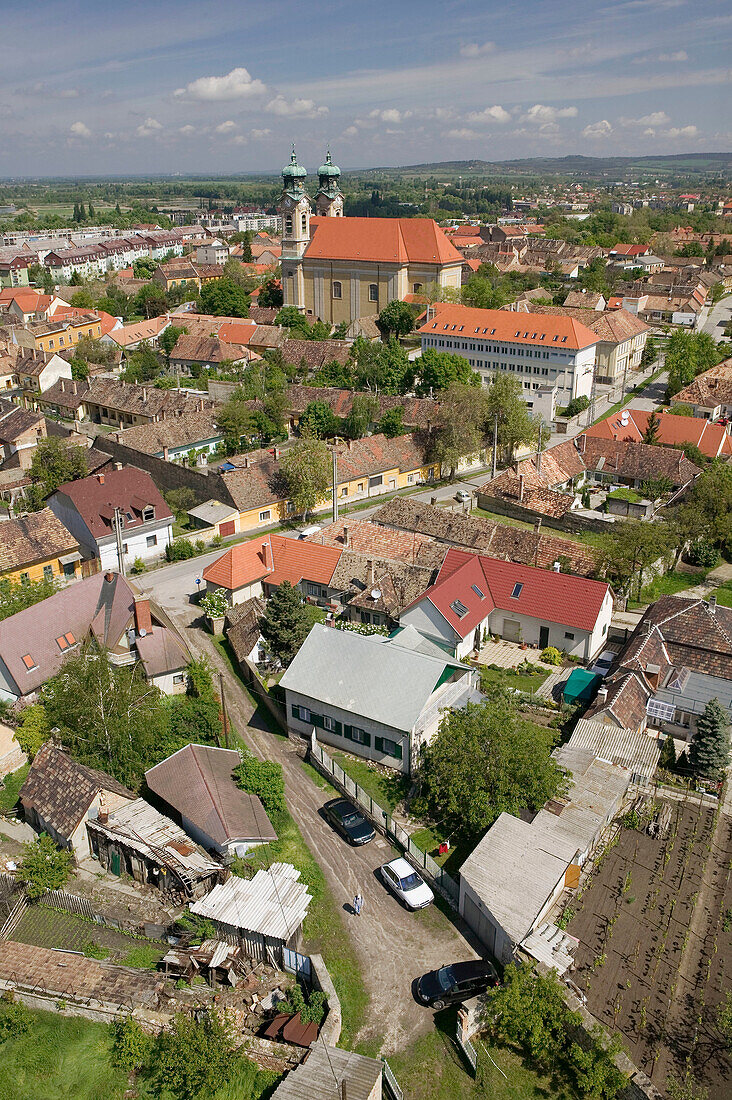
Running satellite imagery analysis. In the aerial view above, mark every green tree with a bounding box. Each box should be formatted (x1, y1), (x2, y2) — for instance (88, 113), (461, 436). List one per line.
(484, 373), (539, 465)
(377, 406), (405, 438)
(109, 1016), (154, 1072)
(666, 1071), (709, 1100)
(16, 704), (50, 759)
(639, 475), (673, 499)
(258, 580), (312, 667)
(151, 1009), (236, 1100)
(275, 305), (311, 335)
(74, 333), (117, 367)
(198, 277), (249, 317)
(344, 393), (379, 439)
(563, 395), (591, 418)
(677, 461), (732, 553)
(666, 330), (723, 398)
(159, 324), (187, 359)
(236, 750), (287, 819)
(0, 575), (58, 621)
(659, 735), (677, 771)
(416, 347), (480, 396)
(216, 388), (254, 454)
(300, 400), (339, 440)
(377, 300), (415, 338)
(28, 437), (88, 498)
(123, 341), (163, 383)
(417, 692), (568, 840)
(688, 697), (731, 779)
(257, 277), (283, 308)
(19, 833), (72, 898)
(642, 409), (661, 445)
(164, 486), (197, 520)
(281, 437), (331, 517)
(640, 336), (657, 369)
(595, 519), (674, 600)
(351, 336), (414, 394)
(69, 289), (95, 309)
(133, 282), (167, 318)
(431, 381), (488, 478)
(132, 257), (157, 280)
(461, 275), (507, 310)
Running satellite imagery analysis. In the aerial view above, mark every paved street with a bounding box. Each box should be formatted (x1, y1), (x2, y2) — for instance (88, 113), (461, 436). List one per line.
(700, 293), (732, 342)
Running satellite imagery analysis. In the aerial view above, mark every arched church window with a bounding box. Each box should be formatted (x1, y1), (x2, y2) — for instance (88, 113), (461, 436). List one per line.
(285, 215), (293, 235)
(301, 213), (307, 234)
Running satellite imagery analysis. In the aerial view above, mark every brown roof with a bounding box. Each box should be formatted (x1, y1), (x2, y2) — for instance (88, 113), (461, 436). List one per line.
(331, 551), (435, 619)
(0, 940), (162, 1007)
(248, 306), (278, 325)
(481, 463), (576, 519)
(225, 595), (267, 665)
(19, 741), (133, 839)
(281, 339), (351, 369)
(145, 744), (276, 847)
(285, 385), (439, 429)
(39, 377), (217, 420)
(576, 435), (700, 487)
(109, 410), (222, 455)
(171, 334), (248, 364)
(674, 358), (732, 409)
(0, 400), (45, 444)
(524, 303), (650, 343)
(331, 433), (427, 481)
(52, 468), (172, 541)
(308, 518), (442, 566)
(0, 508), (78, 573)
(135, 627), (189, 678)
(373, 497), (599, 576)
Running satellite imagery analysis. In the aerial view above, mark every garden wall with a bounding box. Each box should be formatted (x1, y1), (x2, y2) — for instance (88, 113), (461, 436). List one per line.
(94, 436), (234, 507)
(309, 952), (341, 1045)
(238, 655), (287, 730)
(475, 492), (613, 534)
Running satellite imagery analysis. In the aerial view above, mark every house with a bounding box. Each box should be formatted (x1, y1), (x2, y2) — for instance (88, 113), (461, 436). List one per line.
(203, 534), (342, 606)
(520, 304), (649, 387)
(107, 409), (224, 463)
(189, 863), (311, 963)
(19, 742), (135, 862)
(305, 518), (443, 568)
(0, 723), (25, 780)
(187, 499), (241, 537)
(225, 596), (268, 666)
(271, 1045), (382, 1100)
(169, 334), (249, 375)
(196, 241), (229, 266)
(47, 467), (173, 571)
(585, 594), (732, 742)
(330, 552), (435, 630)
(102, 315), (170, 354)
(401, 547), (612, 660)
(672, 358), (732, 421)
(0, 399), (46, 468)
(0, 508), (82, 585)
(571, 435), (700, 492)
(10, 312), (104, 354)
(153, 262), (201, 293)
(585, 406), (732, 459)
(145, 744), (276, 858)
(280, 622), (480, 772)
(37, 377), (217, 428)
(278, 150), (463, 322)
(0, 572), (189, 701)
(563, 290), (606, 310)
(86, 797), (223, 898)
(14, 350), (72, 394)
(417, 304), (599, 413)
(0, 290), (69, 323)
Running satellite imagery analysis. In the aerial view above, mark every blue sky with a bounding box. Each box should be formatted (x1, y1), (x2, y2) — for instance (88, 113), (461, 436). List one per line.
(1, 0), (729, 176)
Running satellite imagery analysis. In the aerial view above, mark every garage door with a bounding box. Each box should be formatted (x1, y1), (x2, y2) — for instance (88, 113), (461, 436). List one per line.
(462, 893), (497, 954)
(219, 520), (235, 537)
(502, 619), (521, 642)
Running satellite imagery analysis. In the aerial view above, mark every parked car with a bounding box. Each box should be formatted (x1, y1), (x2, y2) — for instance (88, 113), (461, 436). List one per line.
(379, 857), (434, 909)
(455, 489), (472, 503)
(322, 798), (375, 846)
(417, 959), (499, 1009)
(590, 649), (616, 678)
(298, 524), (321, 539)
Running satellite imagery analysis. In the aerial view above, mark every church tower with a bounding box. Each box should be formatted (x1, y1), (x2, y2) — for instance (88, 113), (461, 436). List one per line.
(278, 146), (311, 310)
(315, 150), (343, 217)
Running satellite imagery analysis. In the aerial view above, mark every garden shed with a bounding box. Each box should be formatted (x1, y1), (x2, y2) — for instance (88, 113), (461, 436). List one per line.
(562, 668), (601, 706)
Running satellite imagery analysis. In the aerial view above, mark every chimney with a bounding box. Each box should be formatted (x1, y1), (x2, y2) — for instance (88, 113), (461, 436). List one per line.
(708, 594), (717, 614)
(243, 454), (249, 468)
(262, 540), (272, 569)
(60, 379), (65, 392)
(199, 397), (204, 411)
(347, 439), (352, 450)
(534, 519), (542, 534)
(96, 472), (105, 484)
(134, 595), (152, 635)
(163, 446), (169, 461)
(104, 571), (115, 583)
(71, 380), (77, 394)
(597, 686), (608, 705)
(114, 462), (123, 471)
(273, 446), (280, 460)
(97, 792), (108, 826)
(518, 474), (525, 502)
(367, 559), (375, 587)
(553, 561), (561, 572)
(342, 525), (349, 547)
(142, 387), (147, 401)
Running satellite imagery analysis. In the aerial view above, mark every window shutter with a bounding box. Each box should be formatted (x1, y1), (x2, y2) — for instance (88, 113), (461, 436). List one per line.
(311, 713), (323, 729)
(335, 721), (342, 735)
(362, 732), (371, 747)
(393, 742), (403, 761)
(343, 724), (353, 740)
(291, 704), (299, 718)
(374, 736), (383, 753)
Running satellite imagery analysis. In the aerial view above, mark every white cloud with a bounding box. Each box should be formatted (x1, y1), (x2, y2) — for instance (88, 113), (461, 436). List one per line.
(665, 124), (698, 138)
(658, 50), (688, 61)
(343, 125), (359, 137)
(69, 121), (91, 138)
(265, 95), (328, 118)
(582, 119), (613, 138)
(136, 117), (163, 137)
(58, 88), (79, 99)
(621, 111), (671, 126)
(445, 128), (480, 140)
(250, 128), (271, 139)
(215, 120), (237, 133)
(460, 41), (496, 58)
(230, 135), (248, 145)
(466, 105), (511, 124)
(179, 124), (195, 135)
(522, 104), (578, 123)
(368, 107), (412, 124)
(175, 67), (266, 102)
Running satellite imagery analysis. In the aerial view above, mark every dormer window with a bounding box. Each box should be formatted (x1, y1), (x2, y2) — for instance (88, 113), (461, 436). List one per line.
(142, 505), (155, 521)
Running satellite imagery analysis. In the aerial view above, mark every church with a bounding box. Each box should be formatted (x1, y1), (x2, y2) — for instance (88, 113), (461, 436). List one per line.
(278, 147), (464, 324)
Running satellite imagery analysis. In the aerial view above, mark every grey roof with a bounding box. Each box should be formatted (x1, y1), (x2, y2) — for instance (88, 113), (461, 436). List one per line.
(279, 623), (461, 733)
(135, 627), (190, 679)
(190, 863), (311, 941)
(389, 623), (461, 661)
(271, 1041), (383, 1100)
(188, 499), (238, 525)
(655, 669), (732, 718)
(556, 718), (661, 783)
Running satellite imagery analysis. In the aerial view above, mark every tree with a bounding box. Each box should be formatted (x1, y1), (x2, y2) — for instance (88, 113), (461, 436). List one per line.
(165, 486), (197, 520)
(666, 1071), (709, 1100)
(0, 576), (57, 621)
(109, 1016), (154, 1072)
(275, 306), (311, 335)
(236, 750), (287, 819)
(123, 341), (163, 383)
(70, 289), (95, 309)
(416, 692), (568, 840)
(484, 373), (539, 465)
(28, 437), (88, 498)
(19, 834), (72, 898)
(133, 282), (167, 318)
(563, 395), (590, 418)
(377, 406), (405, 438)
(461, 275), (507, 310)
(666, 330), (723, 398)
(595, 520), (674, 600)
(222, 256), (256, 289)
(216, 388), (254, 453)
(431, 381), (488, 478)
(642, 409), (661, 445)
(159, 324), (187, 359)
(415, 347), (480, 396)
(688, 697), (730, 779)
(344, 393), (379, 439)
(658, 735), (677, 771)
(74, 333), (117, 368)
(351, 337), (413, 394)
(258, 581), (312, 667)
(300, 400), (339, 440)
(281, 437), (331, 517)
(16, 704), (50, 759)
(257, 277), (283, 308)
(677, 461), (732, 553)
(377, 300), (415, 338)
(640, 336), (657, 369)
(132, 257), (157, 280)
(151, 1010), (236, 1100)
(198, 277), (249, 317)
(238, 231), (253, 262)
(639, 476), (673, 499)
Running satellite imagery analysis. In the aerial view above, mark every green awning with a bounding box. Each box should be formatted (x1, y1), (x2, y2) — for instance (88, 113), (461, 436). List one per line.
(563, 668), (602, 705)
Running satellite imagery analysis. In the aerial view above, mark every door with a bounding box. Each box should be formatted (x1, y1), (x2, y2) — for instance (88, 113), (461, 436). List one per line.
(110, 849), (121, 876)
(502, 619), (521, 642)
(219, 520), (235, 537)
(539, 626), (550, 649)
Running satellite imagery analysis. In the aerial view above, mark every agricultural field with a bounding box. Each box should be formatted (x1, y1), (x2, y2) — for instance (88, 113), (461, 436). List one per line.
(564, 798), (731, 1098)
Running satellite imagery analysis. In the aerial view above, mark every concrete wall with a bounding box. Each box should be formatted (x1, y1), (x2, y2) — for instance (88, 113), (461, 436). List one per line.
(93, 435), (234, 507)
(475, 491), (614, 535)
(284, 686), (410, 773)
(309, 952), (341, 1046)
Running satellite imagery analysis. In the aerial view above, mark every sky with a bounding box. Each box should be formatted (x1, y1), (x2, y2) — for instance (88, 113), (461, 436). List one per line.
(0, 0), (730, 177)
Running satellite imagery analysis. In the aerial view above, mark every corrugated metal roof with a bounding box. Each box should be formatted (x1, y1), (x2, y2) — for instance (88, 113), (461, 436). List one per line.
(190, 863), (311, 941)
(88, 797), (220, 878)
(557, 718), (661, 781)
(271, 1041), (383, 1100)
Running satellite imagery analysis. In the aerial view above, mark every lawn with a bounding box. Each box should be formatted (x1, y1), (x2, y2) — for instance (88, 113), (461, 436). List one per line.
(478, 666), (549, 695)
(330, 751), (410, 815)
(606, 487), (643, 503)
(0, 762), (29, 814)
(628, 567), (706, 608)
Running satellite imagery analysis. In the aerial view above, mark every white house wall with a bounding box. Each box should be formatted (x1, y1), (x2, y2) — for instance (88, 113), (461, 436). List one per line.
(284, 686), (411, 773)
(400, 599), (458, 654)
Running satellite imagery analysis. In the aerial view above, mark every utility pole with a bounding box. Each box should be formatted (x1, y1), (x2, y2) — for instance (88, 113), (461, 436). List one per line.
(536, 421), (543, 476)
(113, 506), (126, 576)
(332, 448), (338, 524)
(491, 412), (498, 479)
(219, 672), (229, 749)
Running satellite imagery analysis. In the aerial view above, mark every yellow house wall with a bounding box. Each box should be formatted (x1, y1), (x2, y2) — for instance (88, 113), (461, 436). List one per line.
(2, 555), (77, 585)
(301, 257), (462, 324)
(38, 321), (102, 353)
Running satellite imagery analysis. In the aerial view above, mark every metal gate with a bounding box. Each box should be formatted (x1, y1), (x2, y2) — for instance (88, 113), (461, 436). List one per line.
(382, 1058), (403, 1100)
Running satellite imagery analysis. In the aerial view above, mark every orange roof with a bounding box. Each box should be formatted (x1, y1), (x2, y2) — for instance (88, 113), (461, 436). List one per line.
(305, 217), (463, 266)
(585, 407), (732, 458)
(217, 321), (257, 345)
(202, 533), (342, 592)
(0, 289), (53, 312)
(418, 304), (599, 350)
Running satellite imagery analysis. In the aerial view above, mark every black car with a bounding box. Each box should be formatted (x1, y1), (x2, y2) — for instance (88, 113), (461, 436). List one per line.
(417, 959), (499, 1009)
(322, 798), (375, 845)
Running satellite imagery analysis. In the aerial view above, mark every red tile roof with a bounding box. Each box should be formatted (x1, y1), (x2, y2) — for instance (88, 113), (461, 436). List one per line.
(203, 533), (342, 592)
(305, 217), (463, 266)
(53, 468), (172, 540)
(585, 407), (732, 458)
(418, 304), (600, 350)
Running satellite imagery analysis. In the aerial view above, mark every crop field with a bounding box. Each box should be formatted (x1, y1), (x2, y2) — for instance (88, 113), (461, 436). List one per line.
(564, 798), (731, 1098)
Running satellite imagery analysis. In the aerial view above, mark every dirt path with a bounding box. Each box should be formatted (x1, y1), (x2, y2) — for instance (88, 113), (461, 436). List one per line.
(171, 609), (475, 1054)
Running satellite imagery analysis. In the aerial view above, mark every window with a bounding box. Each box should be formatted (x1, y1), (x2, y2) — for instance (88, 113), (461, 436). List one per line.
(43, 564), (54, 581)
(122, 543), (128, 554)
(471, 584), (485, 599)
(510, 582), (523, 599)
(341, 487), (348, 497)
(20, 572), (30, 585)
(564, 631), (575, 640)
(368, 283), (378, 303)
(351, 726), (368, 744)
(378, 735), (399, 756)
(357, 483), (364, 492)
(146, 534), (157, 548)
(259, 510), (271, 522)
(332, 280), (342, 299)
(307, 583), (321, 597)
(322, 715), (335, 732)
(450, 599), (469, 618)
(285, 215), (293, 234)
(301, 213), (307, 234)
(21, 653), (37, 671)
(142, 505), (155, 521)
(172, 672), (185, 684)
(294, 704), (310, 723)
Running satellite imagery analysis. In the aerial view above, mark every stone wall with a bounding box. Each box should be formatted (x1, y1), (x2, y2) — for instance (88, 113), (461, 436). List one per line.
(94, 435), (235, 507)
(309, 952), (341, 1045)
(476, 492), (614, 535)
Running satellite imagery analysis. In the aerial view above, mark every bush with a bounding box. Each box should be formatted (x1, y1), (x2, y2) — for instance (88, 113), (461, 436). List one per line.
(18, 833), (72, 898)
(166, 538), (198, 561)
(563, 395), (590, 418)
(200, 589), (230, 618)
(540, 646), (563, 666)
(130, 556), (146, 575)
(109, 1015), (154, 1072)
(688, 539), (720, 568)
(16, 704), (50, 758)
(280, 980), (328, 1027)
(0, 995), (31, 1042)
(235, 750), (287, 821)
(659, 735), (677, 771)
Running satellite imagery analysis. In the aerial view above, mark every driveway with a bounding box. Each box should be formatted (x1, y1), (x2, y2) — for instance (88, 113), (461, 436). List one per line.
(144, 580), (477, 1054)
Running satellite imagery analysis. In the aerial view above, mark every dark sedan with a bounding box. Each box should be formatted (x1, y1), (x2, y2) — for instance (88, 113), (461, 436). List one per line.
(417, 960), (499, 1009)
(322, 798), (375, 845)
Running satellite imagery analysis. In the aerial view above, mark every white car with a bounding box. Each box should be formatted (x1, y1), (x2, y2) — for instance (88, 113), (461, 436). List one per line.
(590, 649), (616, 678)
(380, 857), (434, 910)
(455, 489), (472, 503)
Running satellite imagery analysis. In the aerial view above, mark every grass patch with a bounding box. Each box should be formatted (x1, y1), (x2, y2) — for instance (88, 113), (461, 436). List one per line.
(478, 666), (549, 694)
(0, 762), (29, 814)
(118, 944), (165, 969)
(331, 751), (410, 815)
(472, 507), (534, 530)
(712, 580), (732, 607)
(606, 487), (643, 503)
(299, 759), (334, 790)
(304, 604), (326, 627)
(628, 568), (706, 608)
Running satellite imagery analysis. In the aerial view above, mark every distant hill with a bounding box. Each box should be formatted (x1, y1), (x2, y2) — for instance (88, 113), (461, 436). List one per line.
(351, 152), (732, 180)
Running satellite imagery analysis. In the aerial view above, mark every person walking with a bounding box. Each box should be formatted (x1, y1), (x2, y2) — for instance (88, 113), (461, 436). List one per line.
(353, 892), (363, 916)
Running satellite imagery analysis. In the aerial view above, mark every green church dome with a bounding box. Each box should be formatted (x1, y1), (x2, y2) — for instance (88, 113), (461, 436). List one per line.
(282, 146), (307, 179)
(318, 150), (340, 178)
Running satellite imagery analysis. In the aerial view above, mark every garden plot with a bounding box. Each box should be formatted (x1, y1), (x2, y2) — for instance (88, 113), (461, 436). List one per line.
(564, 798), (731, 1099)
(12, 903), (166, 965)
